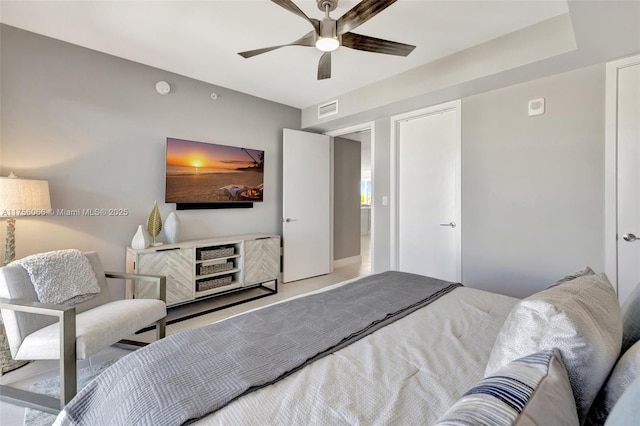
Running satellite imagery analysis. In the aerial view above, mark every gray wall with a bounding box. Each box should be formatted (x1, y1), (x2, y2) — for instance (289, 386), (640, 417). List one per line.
(461, 64), (605, 298)
(302, 14), (577, 129)
(0, 24), (610, 299)
(363, 63), (606, 297)
(0, 25), (300, 297)
(333, 137), (361, 261)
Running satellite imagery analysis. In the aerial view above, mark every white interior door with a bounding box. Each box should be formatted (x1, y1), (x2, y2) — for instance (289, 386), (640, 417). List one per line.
(282, 129), (331, 282)
(393, 100), (461, 282)
(617, 62), (640, 303)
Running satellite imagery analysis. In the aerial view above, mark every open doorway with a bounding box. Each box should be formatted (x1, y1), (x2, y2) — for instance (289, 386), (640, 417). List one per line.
(359, 133), (372, 274)
(332, 128), (372, 275)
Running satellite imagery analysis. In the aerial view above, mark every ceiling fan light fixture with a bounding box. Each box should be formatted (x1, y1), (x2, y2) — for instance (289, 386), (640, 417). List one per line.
(316, 17), (339, 52)
(316, 37), (339, 52)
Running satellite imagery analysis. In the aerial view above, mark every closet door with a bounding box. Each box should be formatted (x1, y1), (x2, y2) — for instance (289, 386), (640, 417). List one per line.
(393, 100), (461, 282)
(616, 61), (640, 303)
(606, 55), (640, 303)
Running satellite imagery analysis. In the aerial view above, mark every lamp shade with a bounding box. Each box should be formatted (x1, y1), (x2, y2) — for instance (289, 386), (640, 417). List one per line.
(0, 175), (51, 217)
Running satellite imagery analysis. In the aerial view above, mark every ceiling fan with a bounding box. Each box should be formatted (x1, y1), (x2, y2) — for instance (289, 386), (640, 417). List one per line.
(238, 0), (416, 80)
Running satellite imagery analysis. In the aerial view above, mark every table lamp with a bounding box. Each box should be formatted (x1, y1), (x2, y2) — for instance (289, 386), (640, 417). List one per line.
(0, 172), (51, 265)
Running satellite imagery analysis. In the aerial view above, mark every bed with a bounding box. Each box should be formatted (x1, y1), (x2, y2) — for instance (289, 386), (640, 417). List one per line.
(54, 269), (640, 426)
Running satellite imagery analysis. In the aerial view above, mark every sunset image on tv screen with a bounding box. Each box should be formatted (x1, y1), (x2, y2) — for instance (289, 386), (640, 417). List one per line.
(165, 138), (264, 203)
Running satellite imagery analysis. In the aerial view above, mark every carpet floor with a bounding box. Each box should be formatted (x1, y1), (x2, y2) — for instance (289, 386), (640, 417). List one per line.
(24, 360), (116, 426)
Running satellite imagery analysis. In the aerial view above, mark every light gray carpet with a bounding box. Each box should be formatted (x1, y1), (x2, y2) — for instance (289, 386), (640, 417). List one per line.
(24, 360), (116, 426)
(1, 319), (30, 375)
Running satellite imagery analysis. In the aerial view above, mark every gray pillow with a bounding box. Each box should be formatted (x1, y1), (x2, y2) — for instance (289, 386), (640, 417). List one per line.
(436, 349), (578, 426)
(621, 282), (640, 354)
(586, 340), (640, 425)
(485, 273), (622, 424)
(604, 375), (640, 426)
(549, 266), (595, 288)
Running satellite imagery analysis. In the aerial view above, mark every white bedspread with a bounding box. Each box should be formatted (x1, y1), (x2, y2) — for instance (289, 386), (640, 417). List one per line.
(194, 286), (518, 425)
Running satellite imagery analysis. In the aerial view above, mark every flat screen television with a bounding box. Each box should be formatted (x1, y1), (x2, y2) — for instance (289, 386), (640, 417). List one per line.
(165, 137), (264, 209)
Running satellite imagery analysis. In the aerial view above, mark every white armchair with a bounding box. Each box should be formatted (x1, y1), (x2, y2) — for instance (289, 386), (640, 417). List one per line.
(0, 251), (166, 414)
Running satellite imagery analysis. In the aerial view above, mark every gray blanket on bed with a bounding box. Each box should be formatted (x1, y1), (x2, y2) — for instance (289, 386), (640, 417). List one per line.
(55, 271), (461, 426)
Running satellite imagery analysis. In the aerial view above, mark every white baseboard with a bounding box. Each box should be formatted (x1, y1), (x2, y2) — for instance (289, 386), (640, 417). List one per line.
(333, 255), (362, 269)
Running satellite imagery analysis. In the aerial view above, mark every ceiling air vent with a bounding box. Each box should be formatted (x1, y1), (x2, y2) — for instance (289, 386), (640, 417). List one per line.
(318, 100), (338, 119)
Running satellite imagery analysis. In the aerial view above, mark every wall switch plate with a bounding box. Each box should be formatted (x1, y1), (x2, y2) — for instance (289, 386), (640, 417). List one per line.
(528, 98), (545, 116)
(382, 196), (388, 206)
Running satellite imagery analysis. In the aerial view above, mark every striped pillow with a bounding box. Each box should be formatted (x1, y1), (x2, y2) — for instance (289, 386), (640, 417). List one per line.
(435, 350), (579, 426)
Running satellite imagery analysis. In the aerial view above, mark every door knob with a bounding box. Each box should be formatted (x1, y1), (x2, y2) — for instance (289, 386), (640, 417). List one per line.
(623, 233), (638, 242)
(439, 222), (456, 228)
(283, 218), (298, 223)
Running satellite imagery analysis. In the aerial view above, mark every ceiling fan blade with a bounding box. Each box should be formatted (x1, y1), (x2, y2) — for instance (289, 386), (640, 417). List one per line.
(342, 32), (415, 57)
(337, 0), (397, 35)
(272, 0), (320, 33)
(318, 51), (331, 80)
(238, 46), (285, 59)
(238, 31), (316, 58)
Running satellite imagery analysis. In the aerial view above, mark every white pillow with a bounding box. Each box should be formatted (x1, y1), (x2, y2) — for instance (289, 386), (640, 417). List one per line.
(485, 273), (622, 423)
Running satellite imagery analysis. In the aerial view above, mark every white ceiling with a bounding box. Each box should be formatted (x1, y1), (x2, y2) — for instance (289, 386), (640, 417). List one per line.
(0, 0), (570, 109)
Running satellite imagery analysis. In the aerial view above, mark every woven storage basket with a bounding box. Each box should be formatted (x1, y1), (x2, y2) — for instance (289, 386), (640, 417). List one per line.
(198, 261), (233, 275)
(199, 246), (234, 260)
(197, 275), (233, 292)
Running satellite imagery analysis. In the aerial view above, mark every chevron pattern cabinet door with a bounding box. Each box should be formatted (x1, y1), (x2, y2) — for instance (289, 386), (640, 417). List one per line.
(244, 237), (280, 286)
(136, 248), (195, 306)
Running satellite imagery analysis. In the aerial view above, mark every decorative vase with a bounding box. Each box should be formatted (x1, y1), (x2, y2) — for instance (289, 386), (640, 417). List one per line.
(131, 225), (150, 249)
(147, 201), (163, 246)
(164, 211), (181, 244)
